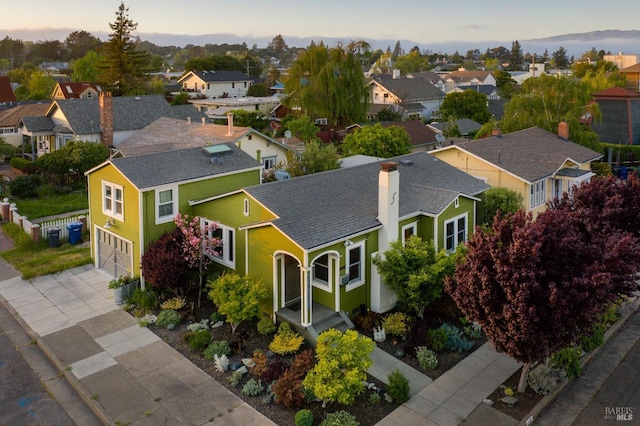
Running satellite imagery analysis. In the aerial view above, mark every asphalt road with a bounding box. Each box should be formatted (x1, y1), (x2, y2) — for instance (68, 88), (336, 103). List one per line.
(0, 257), (102, 425)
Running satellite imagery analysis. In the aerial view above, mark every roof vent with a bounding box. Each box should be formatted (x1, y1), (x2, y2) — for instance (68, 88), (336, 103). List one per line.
(399, 159), (413, 166)
(210, 156), (222, 165)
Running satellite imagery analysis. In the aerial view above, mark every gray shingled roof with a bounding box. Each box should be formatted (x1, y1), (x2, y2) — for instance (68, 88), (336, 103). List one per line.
(454, 127), (603, 182)
(181, 70), (253, 83)
(430, 118), (482, 135)
(371, 77), (444, 101)
(52, 95), (200, 135)
(21, 116), (54, 132)
(111, 143), (260, 189)
(245, 152), (489, 250)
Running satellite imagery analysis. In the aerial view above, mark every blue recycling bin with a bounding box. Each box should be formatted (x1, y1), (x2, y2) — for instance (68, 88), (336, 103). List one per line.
(67, 221), (83, 245)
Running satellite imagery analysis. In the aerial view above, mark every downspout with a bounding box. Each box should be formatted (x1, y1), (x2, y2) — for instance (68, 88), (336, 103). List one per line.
(139, 191), (145, 290)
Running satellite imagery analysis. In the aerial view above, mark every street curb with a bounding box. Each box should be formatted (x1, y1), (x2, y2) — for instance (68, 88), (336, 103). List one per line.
(516, 296), (640, 426)
(0, 292), (112, 426)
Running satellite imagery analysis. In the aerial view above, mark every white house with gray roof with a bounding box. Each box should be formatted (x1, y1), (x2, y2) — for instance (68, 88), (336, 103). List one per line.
(177, 70), (254, 99)
(368, 76), (445, 120)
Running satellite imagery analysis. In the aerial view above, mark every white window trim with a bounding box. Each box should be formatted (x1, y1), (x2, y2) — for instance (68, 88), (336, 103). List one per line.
(243, 198), (250, 217)
(205, 220), (236, 269)
(102, 181), (124, 221)
(263, 156), (277, 170)
(346, 241), (365, 291)
(401, 222), (418, 245)
(444, 213), (467, 252)
(530, 179), (546, 209)
(311, 253), (333, 292)
(155, 185), (178, 224)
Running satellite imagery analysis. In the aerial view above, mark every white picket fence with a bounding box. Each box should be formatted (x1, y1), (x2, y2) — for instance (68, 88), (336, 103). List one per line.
(2, 200), (88, 243)
(37, 215), (88, 241)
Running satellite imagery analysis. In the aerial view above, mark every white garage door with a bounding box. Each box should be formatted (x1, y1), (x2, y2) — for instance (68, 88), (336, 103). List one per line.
(97, 228), (132, 278)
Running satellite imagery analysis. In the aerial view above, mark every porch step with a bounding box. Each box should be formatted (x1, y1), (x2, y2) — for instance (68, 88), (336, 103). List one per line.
(305, 311), (354, 346)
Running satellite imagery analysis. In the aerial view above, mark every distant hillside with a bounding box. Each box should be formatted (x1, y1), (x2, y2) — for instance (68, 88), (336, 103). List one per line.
(2, 28), (640, 58)
(529, 30), (640, 43)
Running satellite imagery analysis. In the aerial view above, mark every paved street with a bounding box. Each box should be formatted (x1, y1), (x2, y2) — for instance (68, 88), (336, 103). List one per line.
(536, 307), (640, 425)
(0, 292), (101, 425)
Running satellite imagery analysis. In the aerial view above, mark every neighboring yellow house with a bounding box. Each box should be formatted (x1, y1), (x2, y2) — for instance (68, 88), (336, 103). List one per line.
(430, 125), (603, 216)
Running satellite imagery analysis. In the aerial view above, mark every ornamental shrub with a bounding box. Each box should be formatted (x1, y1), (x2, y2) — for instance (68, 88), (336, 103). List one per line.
(426, 327), (448, 352)
(155, 309), (181, 330)
(257, 316), (277, 335)
(204, 340), (231, 360)
(184, 329), (211, 352)
(242, 378), (264, 396)
(160, 296), (186, 310)
(261, 356), (287, 383)
(141, 228), (193, 296)
(272, 367), (306, 408)
(8, 174), (42, 198)
(416, 346), (438, 371)
(250, 349), (268, 378)
(440, 323), (474, 352)
(319, 410), (359, 426)
(580, 322), (606, 352)
(551, 346), (583, 378)
(386, 370), (410, 403)
(382, 312), (409, 337)
(294, 409), (314, 426)
(269, 322), (305, 355)
(527, 360), (566, 395)
(303, 329), (375, 407)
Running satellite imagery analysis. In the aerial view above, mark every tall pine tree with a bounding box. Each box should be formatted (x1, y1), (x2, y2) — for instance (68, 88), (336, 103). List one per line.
(97, 2), (150, 96)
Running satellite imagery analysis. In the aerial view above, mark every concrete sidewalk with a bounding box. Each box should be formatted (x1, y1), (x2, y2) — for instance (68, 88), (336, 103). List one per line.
(0, 265), (275, 425)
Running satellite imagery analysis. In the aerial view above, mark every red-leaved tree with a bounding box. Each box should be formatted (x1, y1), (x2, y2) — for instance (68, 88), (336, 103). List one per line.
(141, 228), (193, 296)
(446, 207), (640, 392)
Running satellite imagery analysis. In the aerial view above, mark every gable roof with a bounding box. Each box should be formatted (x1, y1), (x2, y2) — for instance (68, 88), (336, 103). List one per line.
(428, 118), (482, 136)
(116, 116), (292, 157)
(380, 120), (439, 148)
(20, 116), (55, 132)
(0, 102), (51, 127)
(435, 127), (603, 183)
(110, 143), (260, 190)
(48, 95), (200, 135)
(52, 82), (102, 99)
(0, 76), (16, 103)
(445, 70), (494, 83)
(244, 151), (489, 250)
(370, 77), (444, 101)
(619, 63), (640, 73)
(177, 70), (253, 84)
(592, 86), (640, 99)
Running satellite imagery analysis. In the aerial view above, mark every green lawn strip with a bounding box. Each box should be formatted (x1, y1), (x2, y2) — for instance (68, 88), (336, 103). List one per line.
(1, 223), (92, 279)
(14, 191), (88, 219)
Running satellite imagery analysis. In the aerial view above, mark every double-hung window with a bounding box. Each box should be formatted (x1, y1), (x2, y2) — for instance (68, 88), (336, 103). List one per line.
(156, 186), (177, 224)
(347, 241), (365, 289)
(313, 254), (330, 287)
(103, 182), (124, 220)
(445, 214), (467, 252)
(530, 179), (546, 208)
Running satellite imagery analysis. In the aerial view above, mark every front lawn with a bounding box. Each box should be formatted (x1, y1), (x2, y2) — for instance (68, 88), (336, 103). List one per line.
(13, 191), (88, 220)
(0, 222), (92, 279)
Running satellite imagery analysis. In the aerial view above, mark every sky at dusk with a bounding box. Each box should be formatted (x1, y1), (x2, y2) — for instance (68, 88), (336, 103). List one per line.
(2, 0), (639, 46)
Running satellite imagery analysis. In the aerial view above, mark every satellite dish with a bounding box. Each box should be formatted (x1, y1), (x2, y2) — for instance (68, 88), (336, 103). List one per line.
(275, 170), (291, 181)
(284, 130), (292, 139)
(435, 133), (446, 143)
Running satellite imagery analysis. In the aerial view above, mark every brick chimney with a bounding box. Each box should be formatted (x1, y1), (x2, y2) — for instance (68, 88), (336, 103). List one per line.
(99, 91), (114, 148)
(558, 121), (569, 140)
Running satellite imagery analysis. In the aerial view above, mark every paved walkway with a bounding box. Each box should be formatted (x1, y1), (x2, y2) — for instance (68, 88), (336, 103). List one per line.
(0, 265), (275, 425)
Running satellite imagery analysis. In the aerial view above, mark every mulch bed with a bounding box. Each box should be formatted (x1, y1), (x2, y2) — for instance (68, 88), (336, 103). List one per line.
(148, 303), (397, 426)
(485, 367), (544, 421)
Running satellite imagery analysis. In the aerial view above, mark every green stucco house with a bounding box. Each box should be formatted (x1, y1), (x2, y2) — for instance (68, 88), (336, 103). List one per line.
(190, 152), (489, 340)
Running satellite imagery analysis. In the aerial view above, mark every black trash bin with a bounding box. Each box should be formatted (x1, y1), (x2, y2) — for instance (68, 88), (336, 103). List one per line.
(67, 221), (83, 245)
(48, 227), (60, 248)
